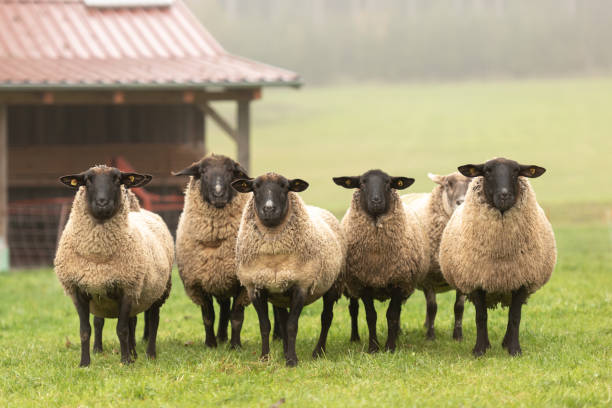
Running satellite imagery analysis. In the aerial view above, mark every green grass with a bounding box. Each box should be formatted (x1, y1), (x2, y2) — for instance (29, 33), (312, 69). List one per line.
(1, 77), (612, 406)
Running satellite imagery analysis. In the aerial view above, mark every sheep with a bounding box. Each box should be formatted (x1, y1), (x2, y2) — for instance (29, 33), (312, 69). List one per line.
(172, 154), (251, 349)
(54, 165), (174, 366)
(400, 172), (472, 341)
(333, 170), (429, 353)
(439, 158), (556, 357)
(232, 173), (346, 367)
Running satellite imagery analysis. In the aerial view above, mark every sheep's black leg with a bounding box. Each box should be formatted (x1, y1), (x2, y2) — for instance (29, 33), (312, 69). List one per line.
(216, 297), (230, 343)
(349, 297), (360, 342)
(313, 290), (337, 358)
(146, 305), (160, 359)
(285, 287), (306, 367)
(142, 309), (150, 342)
(453, 291), (466, 341)
(275, 307), (289, 355)
(503, 286), (528, 356)
(73, 290), (92, 367)
(251, 289), (271, 361)
(128, 316), (138, 359)
(272, 307), (283, 341)
(116, 294), (133, 365)
(200, 294), (217, 348)
(385, 289), (404, 352)
(93, 316), (104, 353)
(472, 289), (490, 357)
(361, 294), (380, 353)
(424, 288), (437, 340)
(229, 297), (245, 349)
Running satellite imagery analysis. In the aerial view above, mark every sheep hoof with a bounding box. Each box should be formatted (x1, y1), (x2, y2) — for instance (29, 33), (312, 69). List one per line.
(93, 346), (103, 354)
(120, 358), (134, 365)
(453, 329), (463, 341)
(472, 347), (487, 357)
(204, 339), (218, 349)
(384, 343), (396, 353)
(367, 343), (380, 354)
(79, 360), (91, 368)
(426, 331), (435, 341)
(217, 334), (228, 343)
(146, 351), (157, 360)
(507, 345), (522, 356)
(350, 335), (361, 343)
(285, 358), (298, 367)
(312, 347), (325, 359)
(229, 342), (242, 350)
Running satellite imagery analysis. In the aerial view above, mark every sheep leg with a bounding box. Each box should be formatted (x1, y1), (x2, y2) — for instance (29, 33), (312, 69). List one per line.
(285, 287), (306, 367)
(274, 306), (289, 355)
(73, 290), (92, 367)
(503, 286), (528, 356)
(146, 305), (160, 359)
(251, 289), (271, 361)
(424, 288), (437, 340)
(216, 298), (230, 343)
(272, 307), (283, 341)
(128, 316), (138, 359)
(93, 316), (104, 353)
(229, 297), (245, 349)
(453, 292), (466, 341)
(116, 294), (133, 365)
(349, 297), (360, 342)
(472, 289), (491, 357)
(313, 291), (336, 358)
(385, 289), (404, 352)
(362, 295), (380, 353)
(200, 295), (217, 348)
(142, 309), (149, 342)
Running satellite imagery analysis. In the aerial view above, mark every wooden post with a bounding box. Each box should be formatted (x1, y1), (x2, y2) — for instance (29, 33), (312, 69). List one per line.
(237, 100), (251, 173)
(0, 105), (9, 272)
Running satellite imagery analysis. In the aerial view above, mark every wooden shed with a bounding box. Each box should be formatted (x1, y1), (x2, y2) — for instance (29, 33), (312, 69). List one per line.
(0, 0), (301, 269)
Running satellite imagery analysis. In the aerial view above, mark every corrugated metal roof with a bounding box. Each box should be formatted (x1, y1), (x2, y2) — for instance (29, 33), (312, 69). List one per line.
(0, 0), (301, 88)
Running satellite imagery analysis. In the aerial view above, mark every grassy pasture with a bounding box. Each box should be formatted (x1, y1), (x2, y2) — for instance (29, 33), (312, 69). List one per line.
(1, 77), (611, 406)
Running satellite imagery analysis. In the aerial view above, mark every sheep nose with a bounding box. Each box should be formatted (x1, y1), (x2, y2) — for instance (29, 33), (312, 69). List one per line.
(263, 200), (276, 214)
(212, 184), (224, 197)
(371, 196), (382, 204)
(499, 189), (510, 200)
(456, 199), (464, 206)
(96, 198), (109, 207)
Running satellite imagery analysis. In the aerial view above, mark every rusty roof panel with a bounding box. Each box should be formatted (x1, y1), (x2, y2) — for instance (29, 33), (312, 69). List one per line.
(0, 0), (300, 88)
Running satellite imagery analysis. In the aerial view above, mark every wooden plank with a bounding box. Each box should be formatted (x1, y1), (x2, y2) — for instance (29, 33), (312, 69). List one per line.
(198, 103), (238, 142)
(0, 105), (8, 271)
(237, 100), (251, 173)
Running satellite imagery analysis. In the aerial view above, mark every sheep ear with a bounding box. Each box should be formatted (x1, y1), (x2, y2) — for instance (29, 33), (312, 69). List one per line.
(289, 179), (309, 192)
(428, 173), (445, 185)
(171, 163), (200, 178)
(59, 174), (85, 190)
(519, 165), (546, 178)
(458, 164), (484, 178)
(121, 173), (152, 188)
(333, 177), (360, 189)
(391, 177), (414, 190)
(232, 179), (254, 193)
(232, 162), (250, 181)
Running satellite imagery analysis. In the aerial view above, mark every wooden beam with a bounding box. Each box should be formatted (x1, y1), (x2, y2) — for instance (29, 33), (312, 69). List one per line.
(0, 105), (9, 271)
(198, 103), (238, 142)
(237, 100), (251, 173)
(0, 88), (261, 105)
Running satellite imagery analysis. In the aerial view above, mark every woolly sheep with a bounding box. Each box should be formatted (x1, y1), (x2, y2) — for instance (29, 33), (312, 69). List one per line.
(172, 154), (251, 349)
(54, 166), (174, 366)
(333, 170), (429, 353)
(401, 172), (471, 340)
(439, 158), (556, 357)
(232, 173), (346, 367)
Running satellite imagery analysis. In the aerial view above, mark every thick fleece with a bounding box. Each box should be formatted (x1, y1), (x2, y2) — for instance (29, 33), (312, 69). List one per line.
(54, 186), (174, 317)
(439, 177), (556, 307)
(236, 192), (345, 307)
(342, 190), (429, 300)
(176, 178), (251, 306)
(402, 185), (455, 292)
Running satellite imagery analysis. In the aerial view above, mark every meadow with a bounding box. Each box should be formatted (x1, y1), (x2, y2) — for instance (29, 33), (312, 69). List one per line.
(1, 77), (611, 407)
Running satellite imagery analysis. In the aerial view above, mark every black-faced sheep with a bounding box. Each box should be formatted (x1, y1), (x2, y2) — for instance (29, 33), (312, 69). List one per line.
(172, 154), (251, 349)
(439, 158), (556, 357)
(401, 172), (471, 340)
(232, 173), (346, 367)
(333, 170), (429, 353)
(54, 166), (173, 366)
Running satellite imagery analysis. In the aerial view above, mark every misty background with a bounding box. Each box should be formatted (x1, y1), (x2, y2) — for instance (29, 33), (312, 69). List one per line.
(186, 0), (612, 84)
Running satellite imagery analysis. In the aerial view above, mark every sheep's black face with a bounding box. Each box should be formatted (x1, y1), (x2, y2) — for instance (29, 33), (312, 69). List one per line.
(333, 170), (414, 218)
(458, 158), (546, 214)
(231, 173), (308, 228)
(60, 166), (152, 221)
(172, 155), (249, 209)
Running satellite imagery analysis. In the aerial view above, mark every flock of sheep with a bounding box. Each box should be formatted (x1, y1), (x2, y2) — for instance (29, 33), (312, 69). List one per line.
(53, 154), (556, 367)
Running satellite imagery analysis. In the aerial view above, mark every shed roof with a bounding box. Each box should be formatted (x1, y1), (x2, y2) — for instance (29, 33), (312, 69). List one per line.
(0, 0), (301, 89)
